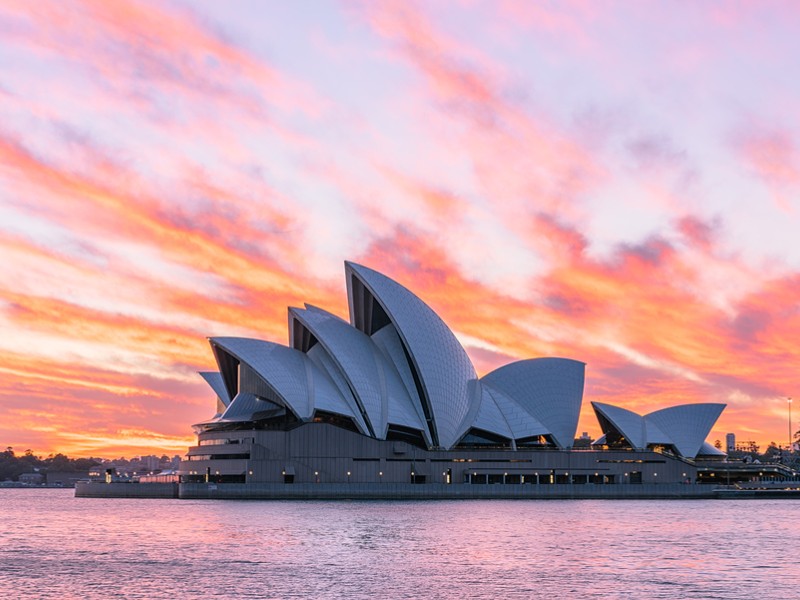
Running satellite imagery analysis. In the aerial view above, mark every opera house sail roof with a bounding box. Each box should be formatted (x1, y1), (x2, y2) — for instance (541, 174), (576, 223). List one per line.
(591, 401), (726, 459)
(196, 260), (728, 465)
(197, 261), (588, 451)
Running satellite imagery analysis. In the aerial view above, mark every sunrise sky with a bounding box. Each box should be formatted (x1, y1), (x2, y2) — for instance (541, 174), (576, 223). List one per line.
(1, 0), (798, 457)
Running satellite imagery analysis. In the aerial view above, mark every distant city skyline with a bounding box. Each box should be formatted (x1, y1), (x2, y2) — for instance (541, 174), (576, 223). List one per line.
(0, 1), (798, 456)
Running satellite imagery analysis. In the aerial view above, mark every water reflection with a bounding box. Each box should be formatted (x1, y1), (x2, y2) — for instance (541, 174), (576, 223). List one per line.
(1, 490), (798, 599)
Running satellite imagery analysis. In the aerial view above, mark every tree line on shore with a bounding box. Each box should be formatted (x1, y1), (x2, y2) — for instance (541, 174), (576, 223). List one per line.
(1, 447), (101, 482)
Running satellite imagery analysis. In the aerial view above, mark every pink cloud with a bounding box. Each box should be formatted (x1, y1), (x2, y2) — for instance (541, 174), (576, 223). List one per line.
(0, 0), (797, 457)
(735, 128), (800, 211)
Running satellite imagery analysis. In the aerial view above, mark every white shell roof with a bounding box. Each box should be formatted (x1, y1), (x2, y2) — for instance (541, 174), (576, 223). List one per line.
(210, 337), (356, 423)
(291, 305), (389, 437)
(346, 262), (477, 449)
(592, 402), (646, 449)
(200, 371), (230, 407)
(472, 385), (514, 439)
(305, 343), (370, 435)
(643, 418), (672, 446)
(482, 384), (550, 440)
(481, 358), (585, 448)
(592, 401), (726, 458)
(293, 305), (427, 437)
(201, 262), (593, 451)
(219, 392), (282, 422)
(697, 441), (727, 456)
(646, 403), (726, 459)
(370, 323), (431, 444)
(383, 359), (428, 434)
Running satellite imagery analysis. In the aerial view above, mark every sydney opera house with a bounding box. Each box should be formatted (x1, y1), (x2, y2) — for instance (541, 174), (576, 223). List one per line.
(181, 261), (726, 488)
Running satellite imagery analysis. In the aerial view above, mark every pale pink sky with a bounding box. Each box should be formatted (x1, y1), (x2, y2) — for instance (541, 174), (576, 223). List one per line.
(0, 0), (798, 456)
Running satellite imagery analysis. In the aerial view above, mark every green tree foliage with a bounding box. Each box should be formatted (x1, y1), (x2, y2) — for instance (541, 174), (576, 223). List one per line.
(0, 447), (100, 482)
(0, 447), (25, 481)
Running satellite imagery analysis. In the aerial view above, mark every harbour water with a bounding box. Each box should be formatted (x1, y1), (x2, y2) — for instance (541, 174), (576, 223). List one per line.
(1, 489), (798, 599)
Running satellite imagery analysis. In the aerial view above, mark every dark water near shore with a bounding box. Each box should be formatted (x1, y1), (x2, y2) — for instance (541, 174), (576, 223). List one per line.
(1, 489), (799, 599)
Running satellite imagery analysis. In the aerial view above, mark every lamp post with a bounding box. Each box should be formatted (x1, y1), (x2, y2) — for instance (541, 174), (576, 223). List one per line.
(789, 397), (793, 453)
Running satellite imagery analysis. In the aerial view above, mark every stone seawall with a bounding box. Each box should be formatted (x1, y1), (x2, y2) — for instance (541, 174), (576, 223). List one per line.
(75, 481), (178, 499)
(77, 481), (800, 500)
(177, 482), (718, 500)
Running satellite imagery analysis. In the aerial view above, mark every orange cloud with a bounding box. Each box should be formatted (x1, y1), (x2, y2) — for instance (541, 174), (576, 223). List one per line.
(0, 348), (205, 456)
(357, 0), (604, 225)
(355, 216), (799, 447)
(1, 0), (326, 119)
(1, 0), (797, 459)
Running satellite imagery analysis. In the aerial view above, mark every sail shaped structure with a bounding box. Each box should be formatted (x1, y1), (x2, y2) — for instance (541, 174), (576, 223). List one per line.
(196, 261), (586, 450)
(185, 261), (729, 489)
(591, 401), (725, 459)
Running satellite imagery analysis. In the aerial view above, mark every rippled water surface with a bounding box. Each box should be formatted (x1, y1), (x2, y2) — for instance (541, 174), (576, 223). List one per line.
(2, 489), (799, 599)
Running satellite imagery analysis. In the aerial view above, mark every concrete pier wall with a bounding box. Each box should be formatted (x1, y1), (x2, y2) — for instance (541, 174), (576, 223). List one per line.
(75, 481), (178, 499)
(75, 481), (800, 500)
(177, 482), (718, 500)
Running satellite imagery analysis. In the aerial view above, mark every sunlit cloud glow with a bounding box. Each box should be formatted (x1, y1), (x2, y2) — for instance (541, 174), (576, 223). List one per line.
(0, 0), (798, 456)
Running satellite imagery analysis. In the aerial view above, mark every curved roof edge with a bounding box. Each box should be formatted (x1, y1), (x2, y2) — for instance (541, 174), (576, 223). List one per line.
(345, 261), (477, 449)
(289, 306), (378, 436)
(697, 441), (727, 457)
(482, 357), (585, 448)
(481, 383), (550, 441)
(645, 403), (726, 458)
(592, 401), (727, 459)
(305, 343), (371, 435)
(370, 323), (433, 445)
(199, 371), (231, 407)
(219, 392), (284, 423)
(470, 384), (514, 440)
(591, 401), (646, 449)
(209, 337), (359, 428)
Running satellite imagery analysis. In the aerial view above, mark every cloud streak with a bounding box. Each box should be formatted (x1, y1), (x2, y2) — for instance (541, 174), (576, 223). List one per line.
(0, 0), (797, 455)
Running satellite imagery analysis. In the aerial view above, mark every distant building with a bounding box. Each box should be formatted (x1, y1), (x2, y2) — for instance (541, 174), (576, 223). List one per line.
(19, 472), (43, 485)
(142, 455), (160, 472)
(46, 471), (89, 487)
(726, 433), (736, 453)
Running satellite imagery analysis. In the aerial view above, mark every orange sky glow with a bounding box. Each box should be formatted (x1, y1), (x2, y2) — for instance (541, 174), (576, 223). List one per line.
(1, 1), (798, 457)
